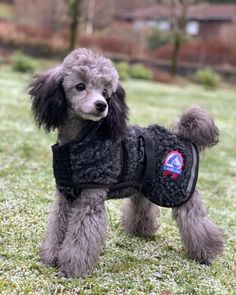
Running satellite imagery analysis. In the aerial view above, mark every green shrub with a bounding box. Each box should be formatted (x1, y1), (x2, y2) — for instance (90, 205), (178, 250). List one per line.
(129, 64), (153, 80)
(115, 61), (130, 80)
(195, 68), (221, 89)
(12, 53), (37, 73)
(148, 29), (173, 50)
(115, 61), (153, 81)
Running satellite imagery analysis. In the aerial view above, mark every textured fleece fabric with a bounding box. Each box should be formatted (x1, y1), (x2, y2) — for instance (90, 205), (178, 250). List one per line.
(52, 124), (199, 208)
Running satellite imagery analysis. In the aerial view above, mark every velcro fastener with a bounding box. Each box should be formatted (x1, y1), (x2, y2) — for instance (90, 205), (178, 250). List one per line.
(52, 143), (73, 187)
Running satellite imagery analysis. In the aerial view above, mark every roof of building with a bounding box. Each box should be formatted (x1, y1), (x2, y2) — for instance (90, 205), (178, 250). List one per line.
(121, 3), (236, 22)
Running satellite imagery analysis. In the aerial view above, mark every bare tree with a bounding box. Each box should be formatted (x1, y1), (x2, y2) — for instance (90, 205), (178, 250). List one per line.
(160, 0), (200, 76)
(66, 0), (81, 50)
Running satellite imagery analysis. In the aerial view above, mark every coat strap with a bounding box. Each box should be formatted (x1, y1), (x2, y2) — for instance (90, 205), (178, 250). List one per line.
(140, 135), (156, 183)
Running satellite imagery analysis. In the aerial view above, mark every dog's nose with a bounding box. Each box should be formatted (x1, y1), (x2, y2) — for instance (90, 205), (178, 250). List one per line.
(95, 100), (107, 112)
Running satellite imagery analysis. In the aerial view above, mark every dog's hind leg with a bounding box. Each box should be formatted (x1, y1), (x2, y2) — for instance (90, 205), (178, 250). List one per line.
(57, 189), (107, 278)
(172, 189), (224, 265)
(40, 190), (71, 266)
(121, 194), (160, 238)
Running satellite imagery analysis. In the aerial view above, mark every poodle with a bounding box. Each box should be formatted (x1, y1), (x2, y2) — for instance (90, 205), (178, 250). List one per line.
(29, 48), (224, 278)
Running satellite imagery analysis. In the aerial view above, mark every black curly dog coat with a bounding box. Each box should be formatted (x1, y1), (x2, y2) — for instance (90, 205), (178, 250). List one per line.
(52, 122), (199, 208)
(29, 48), (224, 278)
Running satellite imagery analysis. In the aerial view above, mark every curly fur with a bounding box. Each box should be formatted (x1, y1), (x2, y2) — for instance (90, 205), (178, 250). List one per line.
(101, 83), (128, 140)
(29, 66), (68, 132)
(122, 194), (160, 237)
(29, 48), (224, 278)
(172, 190), (224, 265)
(172, 106), (219, 152)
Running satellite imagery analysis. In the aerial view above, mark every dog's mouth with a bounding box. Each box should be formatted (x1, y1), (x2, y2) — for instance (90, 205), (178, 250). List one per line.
(79, 111), (107, 121)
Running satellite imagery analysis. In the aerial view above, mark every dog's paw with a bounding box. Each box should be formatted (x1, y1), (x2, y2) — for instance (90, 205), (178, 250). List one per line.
(40, 247), (59, 267)
(57, 266), (89, 279)
(56, 270), (69, 278)
(187, 225), (224, 265)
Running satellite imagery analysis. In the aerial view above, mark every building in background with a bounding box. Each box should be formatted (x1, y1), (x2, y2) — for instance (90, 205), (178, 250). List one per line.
(10, 0), (156, 32)
(1, 0), (236, 78)
(120, 3), (236, 39)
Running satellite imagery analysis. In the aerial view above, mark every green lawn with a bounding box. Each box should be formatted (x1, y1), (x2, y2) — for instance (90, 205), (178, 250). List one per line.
(0, 66), (236, 294)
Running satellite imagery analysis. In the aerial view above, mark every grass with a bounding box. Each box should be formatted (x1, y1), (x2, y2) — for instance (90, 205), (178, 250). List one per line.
(0, 65), (236, 294)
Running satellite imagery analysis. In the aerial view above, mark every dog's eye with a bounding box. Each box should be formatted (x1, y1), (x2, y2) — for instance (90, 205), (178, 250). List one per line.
(102, 89), (108, 99)
(75, 83), (86, 91)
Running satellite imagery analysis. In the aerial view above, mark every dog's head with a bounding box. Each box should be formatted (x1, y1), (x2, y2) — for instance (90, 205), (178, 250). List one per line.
(29, 48), (128, 140)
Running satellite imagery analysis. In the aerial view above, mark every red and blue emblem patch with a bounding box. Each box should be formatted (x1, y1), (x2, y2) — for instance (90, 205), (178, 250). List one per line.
(163, 150), (183, 179)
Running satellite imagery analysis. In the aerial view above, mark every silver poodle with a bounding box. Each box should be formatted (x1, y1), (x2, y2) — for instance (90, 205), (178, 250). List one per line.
(29, 48), (224, 278)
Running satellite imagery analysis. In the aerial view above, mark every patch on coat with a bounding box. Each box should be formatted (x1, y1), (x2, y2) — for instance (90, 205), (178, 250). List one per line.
(163, 150), (183, 179)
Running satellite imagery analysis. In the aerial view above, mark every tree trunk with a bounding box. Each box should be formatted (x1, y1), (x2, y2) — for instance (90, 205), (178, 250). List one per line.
(69, 0), (80, 51)
(169, 1), (188, 76)
(171, 32), (182, 76)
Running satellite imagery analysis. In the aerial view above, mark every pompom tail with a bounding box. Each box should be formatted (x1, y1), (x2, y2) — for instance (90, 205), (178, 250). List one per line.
(172, 106), (219, 152)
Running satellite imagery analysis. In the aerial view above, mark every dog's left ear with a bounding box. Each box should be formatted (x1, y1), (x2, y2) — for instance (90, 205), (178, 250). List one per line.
(101, 83), (129, 141)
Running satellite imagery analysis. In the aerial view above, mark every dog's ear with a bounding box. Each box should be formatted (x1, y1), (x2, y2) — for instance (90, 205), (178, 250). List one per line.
(101, 83), (129, 141)
(29, 66), (67, 132)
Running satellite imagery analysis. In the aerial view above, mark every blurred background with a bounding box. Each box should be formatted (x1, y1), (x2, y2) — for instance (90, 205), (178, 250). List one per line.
(1, 2), (236, 293)
(1, 0), (236, 84)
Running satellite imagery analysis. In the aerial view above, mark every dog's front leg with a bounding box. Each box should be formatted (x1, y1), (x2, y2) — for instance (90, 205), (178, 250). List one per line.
(172, 189), (224, 265)
(57, 189), (107, 278)
(40, 190), (71, 266)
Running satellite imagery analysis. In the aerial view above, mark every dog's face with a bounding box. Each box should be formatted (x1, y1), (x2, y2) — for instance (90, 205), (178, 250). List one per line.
(63, 78), (109, 121)
(29, 48), (128, 140)
(62, 49), (118, 121)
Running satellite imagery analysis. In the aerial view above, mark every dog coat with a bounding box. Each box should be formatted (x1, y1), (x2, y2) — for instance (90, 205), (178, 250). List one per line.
(52, 124), (199, 207)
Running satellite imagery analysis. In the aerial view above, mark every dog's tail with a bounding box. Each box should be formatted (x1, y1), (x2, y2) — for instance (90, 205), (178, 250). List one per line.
(172, 106), (219, 152)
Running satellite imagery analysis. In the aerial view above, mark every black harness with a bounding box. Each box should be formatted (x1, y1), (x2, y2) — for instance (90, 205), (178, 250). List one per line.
(52, 134), (155, 198)
(110, 135), (156, 194)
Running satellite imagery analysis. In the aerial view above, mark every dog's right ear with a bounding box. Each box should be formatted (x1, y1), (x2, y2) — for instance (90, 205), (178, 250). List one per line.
(100, 83), (128, 141)
(29, 66), (67, 132)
